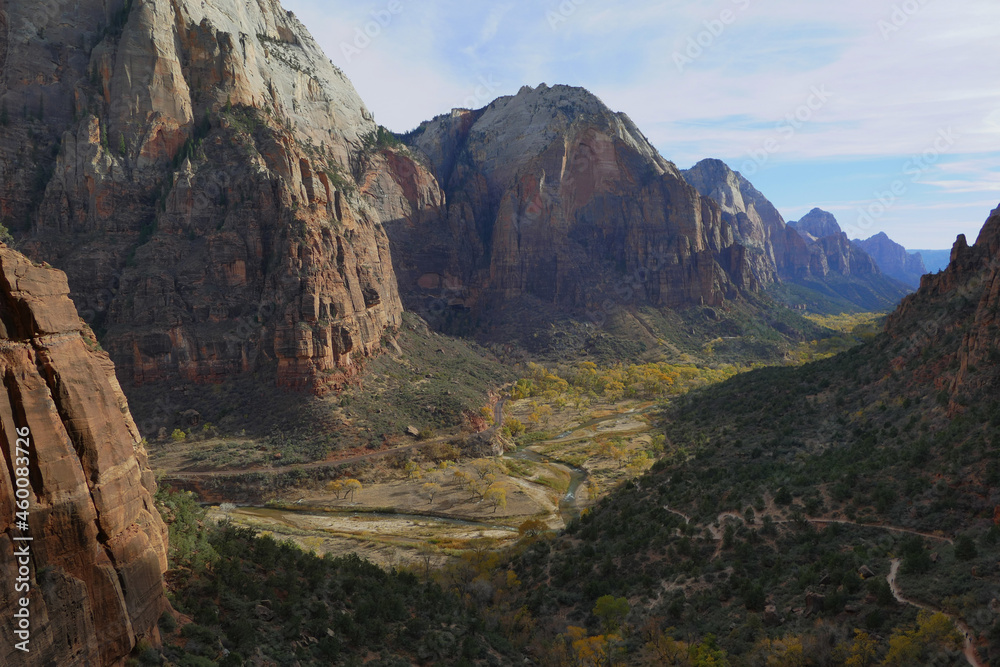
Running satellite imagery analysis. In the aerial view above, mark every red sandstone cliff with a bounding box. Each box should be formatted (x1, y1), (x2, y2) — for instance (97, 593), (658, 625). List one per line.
(0, 0), (403, 393)
(383, 85), (776, 330)
(886, 204), (1000, 411)
(0, 246), (167, 666)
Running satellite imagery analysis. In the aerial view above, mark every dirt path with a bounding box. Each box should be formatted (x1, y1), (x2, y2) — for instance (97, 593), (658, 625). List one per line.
(887, 559), (985, 667)
(799, 519), (953, 544)
(162, 441), (429, 480)
(670, 507), (984, 664)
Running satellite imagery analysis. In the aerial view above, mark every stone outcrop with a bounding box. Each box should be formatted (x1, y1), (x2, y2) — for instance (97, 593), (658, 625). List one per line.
(853, 232), (927, 288)
(384, 85), (776, 330)
(789, 208), (843, 242)
(886, 204), (1000, 409)
(682, 159), (812, 280)
(0, 246), (168, 667)
(1, 0), (402, 394)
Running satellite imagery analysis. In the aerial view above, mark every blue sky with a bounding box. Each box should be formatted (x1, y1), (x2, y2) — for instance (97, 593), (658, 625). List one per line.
(284, 0), (1000, 250)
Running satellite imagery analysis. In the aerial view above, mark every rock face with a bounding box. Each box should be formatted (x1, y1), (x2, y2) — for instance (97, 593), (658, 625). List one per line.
(886, 204), (1000, 410)
(682, 159), (811, 280)
(853, 232), (927, 288)
(385, 85), (776, 330)
(682, 162), (910, 311)
(0, 247), (168, 666)
(789, 208), (843, 242)
(1, 0), (402, 394)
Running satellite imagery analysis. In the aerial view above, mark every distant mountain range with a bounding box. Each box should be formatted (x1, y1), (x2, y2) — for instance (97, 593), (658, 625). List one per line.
(681, 160), (910, 313)
(852, 232), (927, 288)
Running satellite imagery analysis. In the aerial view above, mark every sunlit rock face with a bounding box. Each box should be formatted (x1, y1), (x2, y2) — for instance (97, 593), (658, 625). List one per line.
(384, 85), (777, 330)
(0, 246), (168, 667)
(1, 0), (404, 394)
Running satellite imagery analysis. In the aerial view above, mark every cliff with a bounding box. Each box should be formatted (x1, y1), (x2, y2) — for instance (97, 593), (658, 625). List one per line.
(681, 158), (811, 280)
(386, 85), (776, 332)
(681, 161), (909, 311)
(0, 247), (168, 666)
(853, 231), (927, 288)
(886, 204), (1000, 411)
(788, 208), (843, 241)
(0, 0), (403, 394)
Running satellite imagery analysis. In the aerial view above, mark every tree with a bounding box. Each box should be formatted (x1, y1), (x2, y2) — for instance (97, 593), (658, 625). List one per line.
(754, 635), (806, 667)
(689, 634), (730, 666)
(404, 460), (422, 480)
(421, 482), (441, 504)
(343, 478), (362, 501)
(611, 446), (628, 470)
(642, 623), (690, 665)
(326, 480), (344, 499)
(955, 534), (977, 561)
(518, 519), (546, 538)
(452, 469), (472, 490)
(503, 418), (525, 438)
(484, 485), (507, 513)
(472, 458), (504, 480)
(628, 451), (651, 475)
(417, 542), (437, 581)
(841, 629), (877, 667)
(593, 595), (630, 635)
(587, 478), (601, 502)
(118, 132), (126, 157)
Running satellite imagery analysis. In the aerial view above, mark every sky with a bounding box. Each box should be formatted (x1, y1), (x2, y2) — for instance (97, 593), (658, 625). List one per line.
(283, 0), (1000, 250)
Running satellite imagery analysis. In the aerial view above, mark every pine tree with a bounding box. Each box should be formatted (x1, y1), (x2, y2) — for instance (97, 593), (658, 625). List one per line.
(118, 132), (126, 157)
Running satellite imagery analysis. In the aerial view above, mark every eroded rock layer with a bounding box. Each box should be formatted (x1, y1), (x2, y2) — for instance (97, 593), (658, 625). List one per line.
(0, 247), (167, 667)
(0, 0), (402, 393)
(385, 85), (776, 329)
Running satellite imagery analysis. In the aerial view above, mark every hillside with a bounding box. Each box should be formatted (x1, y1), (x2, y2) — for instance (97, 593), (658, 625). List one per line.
(386, 86), (844, 359)
(513, 204), (1000, 666)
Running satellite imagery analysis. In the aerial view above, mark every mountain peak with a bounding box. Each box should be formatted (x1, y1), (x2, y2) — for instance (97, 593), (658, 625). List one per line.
(852, 231), (927, 289)
(790, 208), (843, 241)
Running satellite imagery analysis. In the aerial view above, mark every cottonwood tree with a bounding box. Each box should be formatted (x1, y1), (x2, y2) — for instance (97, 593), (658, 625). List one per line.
(422, 482), (441, 504)
(484, 485), (507, 513)
(343, 478), (362, 501)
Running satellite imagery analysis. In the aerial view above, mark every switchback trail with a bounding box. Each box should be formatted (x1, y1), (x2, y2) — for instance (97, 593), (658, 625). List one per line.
(888, 559), (985, 667)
